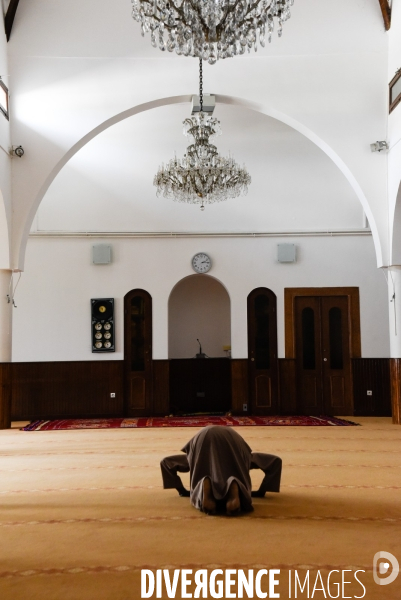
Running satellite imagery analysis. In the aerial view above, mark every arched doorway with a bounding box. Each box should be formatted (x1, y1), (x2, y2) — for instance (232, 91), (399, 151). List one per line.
(169, 275), (231, 359)
(247, 288), (279, 415)
(168, 275), (231, 414)
(124, 289), (152, 417)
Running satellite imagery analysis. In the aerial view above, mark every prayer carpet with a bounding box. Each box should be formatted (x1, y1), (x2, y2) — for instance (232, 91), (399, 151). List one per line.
(22, 415), (358, 431)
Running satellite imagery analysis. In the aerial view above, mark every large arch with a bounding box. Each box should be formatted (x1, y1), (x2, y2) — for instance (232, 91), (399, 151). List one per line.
(16, 94), (383, 269)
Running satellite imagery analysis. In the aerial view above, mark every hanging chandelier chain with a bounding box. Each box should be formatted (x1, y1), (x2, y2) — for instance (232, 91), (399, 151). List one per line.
(199, 58), (203, 112)
(153, 63), (250, 209)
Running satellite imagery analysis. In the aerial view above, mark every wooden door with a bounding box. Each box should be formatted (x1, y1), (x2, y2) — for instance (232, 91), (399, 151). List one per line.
(321, 296), (353, 413)
(295, 296), (323, 414)
(124, 289), (152, 417)
(247, 288), (278, 415)
(295, 295), (353, 415)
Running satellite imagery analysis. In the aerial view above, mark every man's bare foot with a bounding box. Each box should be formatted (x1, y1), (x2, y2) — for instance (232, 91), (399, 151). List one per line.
(202, 477), (216, 515)
(226, 481), (241, 516)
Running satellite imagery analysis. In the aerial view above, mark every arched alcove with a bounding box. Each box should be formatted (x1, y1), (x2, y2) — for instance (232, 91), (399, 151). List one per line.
(168, 275), (231, 359)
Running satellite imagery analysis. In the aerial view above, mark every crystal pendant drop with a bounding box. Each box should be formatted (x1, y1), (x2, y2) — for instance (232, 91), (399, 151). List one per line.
(131, 0), (294, 63)
(154, 112), (251, 208)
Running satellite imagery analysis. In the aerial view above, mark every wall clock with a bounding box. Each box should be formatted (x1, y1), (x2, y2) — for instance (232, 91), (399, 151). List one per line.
(192, 252), (212, 274)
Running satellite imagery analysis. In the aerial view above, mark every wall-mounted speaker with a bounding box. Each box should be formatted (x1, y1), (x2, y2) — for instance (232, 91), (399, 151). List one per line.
(91, 298), (115, 353)
(92, 244), (112, 264)
(277, 243), (297, 263)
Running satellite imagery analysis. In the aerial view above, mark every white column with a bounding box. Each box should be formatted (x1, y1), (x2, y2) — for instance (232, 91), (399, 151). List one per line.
(0, 269), (12, 362)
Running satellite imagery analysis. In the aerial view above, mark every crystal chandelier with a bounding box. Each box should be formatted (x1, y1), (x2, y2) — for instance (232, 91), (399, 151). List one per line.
(132, 0), (294, 64)
(154, 61), (251, 209)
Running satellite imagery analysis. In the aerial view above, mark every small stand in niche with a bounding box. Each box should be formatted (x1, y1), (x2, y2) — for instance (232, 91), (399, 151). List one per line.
(195, 339), (208, 359)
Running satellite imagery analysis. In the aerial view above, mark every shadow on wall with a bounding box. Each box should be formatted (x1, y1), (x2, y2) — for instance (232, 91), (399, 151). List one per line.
(0, 188), (9, 268)
(168, 275), (231, 358)
(391, 180), (401, 264)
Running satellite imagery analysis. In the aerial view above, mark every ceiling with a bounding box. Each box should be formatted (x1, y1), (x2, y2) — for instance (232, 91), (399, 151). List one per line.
(9, 0), (386, 59)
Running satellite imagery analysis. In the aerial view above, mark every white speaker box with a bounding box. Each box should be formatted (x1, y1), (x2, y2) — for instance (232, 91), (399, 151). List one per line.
(277, 243), (296, 263)
(92, 244), (112, 264)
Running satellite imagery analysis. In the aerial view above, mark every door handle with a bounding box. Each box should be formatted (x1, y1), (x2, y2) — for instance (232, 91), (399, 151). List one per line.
(323, 358), (327, 361)
(251, 358), (255, 362)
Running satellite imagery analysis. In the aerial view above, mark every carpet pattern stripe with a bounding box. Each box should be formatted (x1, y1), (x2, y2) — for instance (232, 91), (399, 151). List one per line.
(1, 483), (401, 495)
(0, 563), (375, 580)
(1, 462), (400, 473)
(7, 434), (401, 443)
(2, 447), (400, 457)
(1, 514), (400, 528)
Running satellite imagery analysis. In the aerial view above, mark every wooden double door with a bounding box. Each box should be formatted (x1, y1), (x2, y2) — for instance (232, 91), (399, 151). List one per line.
(294, 295), (353, 415)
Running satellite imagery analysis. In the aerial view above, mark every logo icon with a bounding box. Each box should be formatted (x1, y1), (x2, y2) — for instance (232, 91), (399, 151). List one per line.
(373, 551), (399, 585)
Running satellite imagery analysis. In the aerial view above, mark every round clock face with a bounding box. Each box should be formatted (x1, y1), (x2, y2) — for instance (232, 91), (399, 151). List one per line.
(192, 253), (212, 274)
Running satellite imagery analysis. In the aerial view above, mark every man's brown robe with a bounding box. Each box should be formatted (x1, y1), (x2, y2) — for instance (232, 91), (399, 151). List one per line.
(161, 425), (282, 512)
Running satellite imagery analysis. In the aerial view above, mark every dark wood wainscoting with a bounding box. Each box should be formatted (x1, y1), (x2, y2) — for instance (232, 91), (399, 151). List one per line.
(231, 359), (249, 415)
(230, 358), (392, 417)
(352, 359), (391, 417)
(152, 360), (170, 416)
(0, 363), (11, 429)
(230, 359), (296, 415)
(169, 358), (231, 414)
(5, 357), (395, 423)
(11, 361), (124, 421)
(390, 359), (401, 424)
(278, 359), (297, 414)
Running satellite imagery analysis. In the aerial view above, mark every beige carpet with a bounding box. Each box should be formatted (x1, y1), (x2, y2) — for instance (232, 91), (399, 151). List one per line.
(0, 418), (400, 599)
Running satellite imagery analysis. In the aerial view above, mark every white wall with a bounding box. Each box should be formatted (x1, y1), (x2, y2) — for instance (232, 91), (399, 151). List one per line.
(168, 275), (231, 359)
(0, 13), (11, 269)
(388, 0), (401, 264)
(12, 233), (389, 362)
(0, 15), (12, 361)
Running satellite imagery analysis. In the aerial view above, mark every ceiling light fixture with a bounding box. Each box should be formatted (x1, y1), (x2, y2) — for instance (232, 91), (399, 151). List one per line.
(132, 0), (294, 64)
(154, 60), (251, 210)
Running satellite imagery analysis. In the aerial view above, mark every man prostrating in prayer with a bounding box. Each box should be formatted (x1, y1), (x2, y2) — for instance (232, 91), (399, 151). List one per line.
(160, 425), (282, 516)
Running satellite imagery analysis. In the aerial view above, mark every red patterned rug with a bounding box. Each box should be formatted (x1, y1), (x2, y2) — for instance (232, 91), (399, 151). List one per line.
(22, 415), (359, 431)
